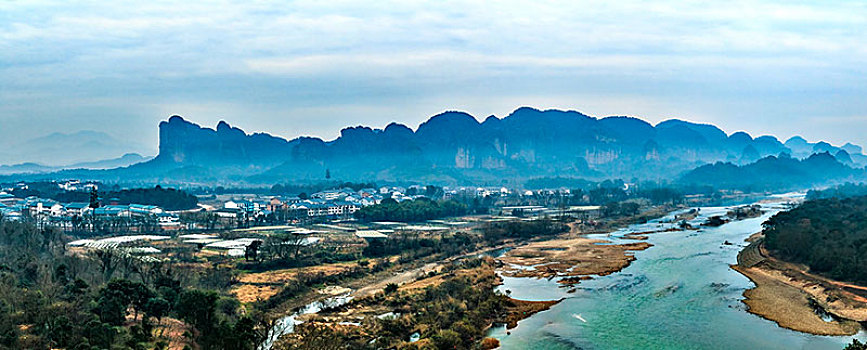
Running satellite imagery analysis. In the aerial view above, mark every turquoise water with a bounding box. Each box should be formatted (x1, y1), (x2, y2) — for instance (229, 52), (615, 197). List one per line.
(491, 203), (867, 350)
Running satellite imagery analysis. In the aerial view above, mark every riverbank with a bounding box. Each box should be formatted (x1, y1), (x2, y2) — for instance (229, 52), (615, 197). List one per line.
(734, 240), (867, 336)
(277, 257), (560, 349)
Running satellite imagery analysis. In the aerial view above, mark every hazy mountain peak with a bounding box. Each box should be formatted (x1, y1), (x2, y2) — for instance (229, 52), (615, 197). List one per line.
(813, 141), (836, 153)
(167, 115), (187, 124)
(786, 135), (807, 144)
(0, 128), (151, 166)
(842, 142), (863, 155)
(340, 125), (377, 137)
(482, 115), (500, 124)
(835, 149), (853, 163)
(729, 131), (753, 142)
(383, 122), (414, 135)
(416, 111), (481, 137)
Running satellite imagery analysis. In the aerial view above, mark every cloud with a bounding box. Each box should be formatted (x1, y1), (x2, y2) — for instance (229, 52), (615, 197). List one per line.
(0, 0), (866, 156)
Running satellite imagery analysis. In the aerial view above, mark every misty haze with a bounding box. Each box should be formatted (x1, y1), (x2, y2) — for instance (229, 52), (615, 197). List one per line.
(1, 2), (866, 350)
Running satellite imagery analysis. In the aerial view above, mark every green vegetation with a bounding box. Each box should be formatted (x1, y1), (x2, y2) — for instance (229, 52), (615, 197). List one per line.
(680, 153), (862, 191)
(0, 217), (268, 349)
(807, 183), (867, 201)
(764, 196), (867, 284)
(354, 198), (467, 222)
(276, 258), (531, 350)
(845, 339), (867, 350)
(267, 181), (377, 196)
(523, 178), (684, 205)
(481, 218), (568, 242)
(13, 183), (199, 211)
(100, 186), (198, 211)
(362, 232), (477, 260)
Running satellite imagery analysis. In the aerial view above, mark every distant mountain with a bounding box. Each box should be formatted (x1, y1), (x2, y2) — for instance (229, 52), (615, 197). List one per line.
(679, 152), (865, 191)
(0, 130), (152, 166)
(5, 108), (866, 186)
(0, 162), (56, 175)
(0, 153), (152, 175)
(68, 153), (153, 170)
(119, 108), (865, 184)
(783, 136), (867, 165)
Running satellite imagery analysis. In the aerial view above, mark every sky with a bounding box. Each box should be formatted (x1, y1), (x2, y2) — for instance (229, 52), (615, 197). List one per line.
(1, 0), (866, 160)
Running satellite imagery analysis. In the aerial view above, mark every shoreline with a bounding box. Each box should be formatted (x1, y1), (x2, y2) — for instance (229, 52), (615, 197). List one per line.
(733, 240), (867, 336)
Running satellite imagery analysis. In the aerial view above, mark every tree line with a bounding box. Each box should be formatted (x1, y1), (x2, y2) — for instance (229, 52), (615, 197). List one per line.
(354, 198), (467, 222)
(12, 183), (199, 211)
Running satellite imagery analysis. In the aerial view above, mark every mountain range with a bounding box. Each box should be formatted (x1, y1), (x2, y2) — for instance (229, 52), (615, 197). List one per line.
(0, 153), (153, 175)
(127, 107), (867, 185)
(680, 152), (863, 191)
(0, 130), (153, 167)
(3, 107), (864, 187)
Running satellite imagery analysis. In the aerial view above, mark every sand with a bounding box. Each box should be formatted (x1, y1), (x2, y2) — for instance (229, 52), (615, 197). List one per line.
(498, 237), (652, 281)
(732, 239), (867, 336)
(733, 264), (862, 336)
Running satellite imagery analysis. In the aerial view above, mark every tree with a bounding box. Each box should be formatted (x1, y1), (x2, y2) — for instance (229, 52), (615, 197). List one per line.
(0, 300), (18, 348)
(94, 290), (127, 326)
(89, 188), (100, 209)
(144, 297), (171, 326)
(91, 249), (122, 282)
(175, 289), (219, 331)
(845, 339), (867, 350)
(95, 279), (153, 323)
(276, 323), (368, 350)
(431, 329), (462, 350)
(245, 240), (262, 262)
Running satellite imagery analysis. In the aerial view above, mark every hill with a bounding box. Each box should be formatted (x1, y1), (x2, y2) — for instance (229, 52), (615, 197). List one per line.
(679, 153), (865, 191)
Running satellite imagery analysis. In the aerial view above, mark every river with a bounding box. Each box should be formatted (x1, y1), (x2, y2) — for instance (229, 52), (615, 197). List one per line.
(490, 200), (867, 349)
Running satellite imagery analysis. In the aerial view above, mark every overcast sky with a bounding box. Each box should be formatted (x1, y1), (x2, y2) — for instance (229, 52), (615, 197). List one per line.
(1, 0), (866, 155)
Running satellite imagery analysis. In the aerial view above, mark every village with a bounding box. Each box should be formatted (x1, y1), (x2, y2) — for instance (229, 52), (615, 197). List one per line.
(0, 179), (617, 261)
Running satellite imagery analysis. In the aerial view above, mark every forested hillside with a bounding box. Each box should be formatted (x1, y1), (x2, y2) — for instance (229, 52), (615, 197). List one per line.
(763, 196), (867, 284)
(0, 218), (265, 349)
(680, 153), (864, 191)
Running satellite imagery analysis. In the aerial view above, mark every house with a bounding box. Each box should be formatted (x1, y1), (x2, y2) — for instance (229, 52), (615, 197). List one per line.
(305, 203), (329, 217)
(92, 205), (131, 218)
(0, 208), (22, 221)
(129, 204), (164, 216)
(268, 197), (286, 212)
(58, 180), (81, 191)
(330, 201), (360, 216)
(215, 207), (244, 219)
(0, 193), (17, 205)
(311, 190), (347, 201)
(65, 202), (91, 216)
(24, 198), (64, 216)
